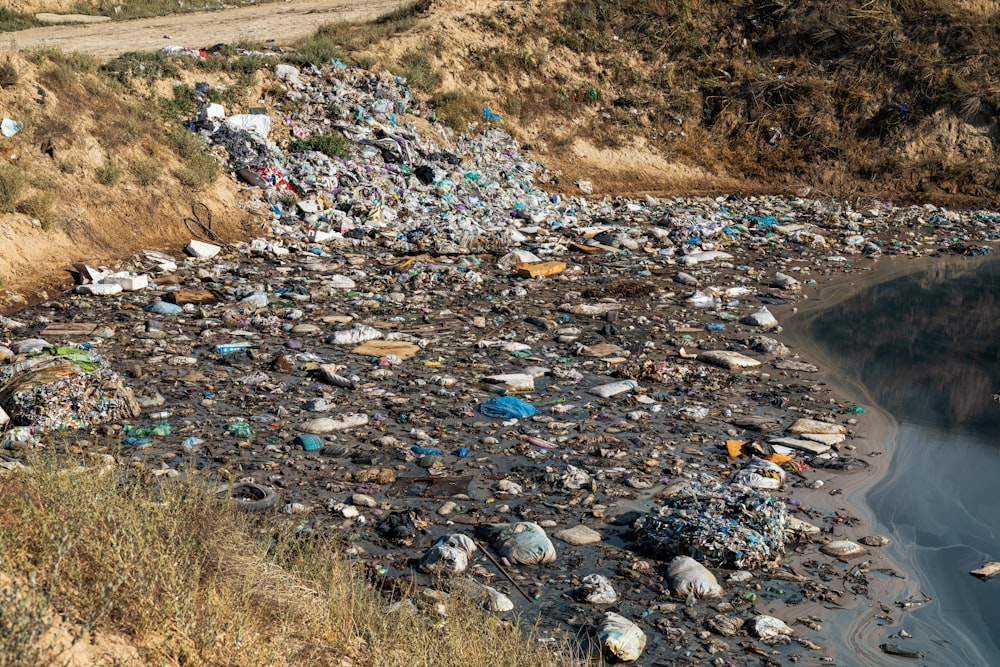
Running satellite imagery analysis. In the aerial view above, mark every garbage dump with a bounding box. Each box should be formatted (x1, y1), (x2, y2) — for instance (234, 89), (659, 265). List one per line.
(3, 52), (997, 665)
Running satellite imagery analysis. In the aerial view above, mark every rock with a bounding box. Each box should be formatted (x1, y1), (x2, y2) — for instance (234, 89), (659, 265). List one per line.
(554, 525), (602, 546)
(351, 493), (377, 508)
(858, 534), (891, 547)
(774, 272), (800, 290)
(302, 414), (369, 434)
(35, 12), (111, 24)
(706, 614), (744, 637)
(749, 615), (794, 643)
(971, 561), (1000, 579)
(773, 359), (819, 372)
(674, 271), (699, 286)
(786, 516), (822, 536)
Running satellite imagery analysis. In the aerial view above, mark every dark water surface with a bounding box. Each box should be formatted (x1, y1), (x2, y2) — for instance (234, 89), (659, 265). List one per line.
(807, 258), (1000, 666)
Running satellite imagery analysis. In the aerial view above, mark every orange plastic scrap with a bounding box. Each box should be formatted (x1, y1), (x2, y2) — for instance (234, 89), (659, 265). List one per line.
(765, 453), (794, 464)
(516, 261), (566, 278)
(726, 440), (746, 457)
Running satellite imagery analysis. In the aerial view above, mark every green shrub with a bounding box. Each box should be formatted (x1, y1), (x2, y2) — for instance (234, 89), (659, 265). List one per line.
(130, 158), (161, 185)
(101, 52), (180, 86)
(394, 51), (442, 91)
(288, 132), (350, 159)
(0, 9), (40, 33)
(285, 34), (343, 67)
(428, 90), (487, 132)
(15, 190), (56, 223)
(0, 57), (18, 89)
(0, 164), (27, 213)
(95, 161), (123, 186)
(169, 128), (219, 189)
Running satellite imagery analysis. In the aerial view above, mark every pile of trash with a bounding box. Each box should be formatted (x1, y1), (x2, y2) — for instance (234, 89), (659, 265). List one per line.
(633, 474), (787, 569)
(0, 342), (138, 433)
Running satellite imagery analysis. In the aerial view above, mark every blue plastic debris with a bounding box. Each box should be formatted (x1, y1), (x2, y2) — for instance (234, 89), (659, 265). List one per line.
(296, 434), (324, 451)
(479, 396), (537, 418)
(145, 301), (183, 315)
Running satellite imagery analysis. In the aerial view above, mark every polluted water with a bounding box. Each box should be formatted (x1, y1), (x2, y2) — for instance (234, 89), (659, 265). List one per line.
(801, 256), (1000, 666)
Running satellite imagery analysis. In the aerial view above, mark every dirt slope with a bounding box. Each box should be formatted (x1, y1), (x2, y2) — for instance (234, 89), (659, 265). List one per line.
(6, 0), (410, 58)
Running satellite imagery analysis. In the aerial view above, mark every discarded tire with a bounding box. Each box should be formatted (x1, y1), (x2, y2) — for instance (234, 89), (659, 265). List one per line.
(219, 483), (278, 513)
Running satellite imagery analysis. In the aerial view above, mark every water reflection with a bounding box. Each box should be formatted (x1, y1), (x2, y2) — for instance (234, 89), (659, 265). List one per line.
(812, 259), (1000, 434)
(807, 258), (1000, 666)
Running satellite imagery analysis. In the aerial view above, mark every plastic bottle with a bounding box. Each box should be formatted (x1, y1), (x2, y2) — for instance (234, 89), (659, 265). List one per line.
(216, 342), (254, 355)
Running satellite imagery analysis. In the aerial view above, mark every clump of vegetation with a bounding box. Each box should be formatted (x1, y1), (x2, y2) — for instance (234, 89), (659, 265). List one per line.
(130, 157), (161, 185)
(292, 1), (425, 62)
(168, 127), (219, 189)
(88, 0), (278, 21)
(284, 32), (344, 67)
(394, 51), (442, 91)
(0, 454), (575, 665)
(101, 52), (181, 86)
(15, 190), (57, 226)
(95, 160), (123, 185)
(0, 8), (41, 33)
(0, 57), (18, 89)
(428, 90), (488, 132)
(0, 163), (27, 213)
(288, 132), (350, 159)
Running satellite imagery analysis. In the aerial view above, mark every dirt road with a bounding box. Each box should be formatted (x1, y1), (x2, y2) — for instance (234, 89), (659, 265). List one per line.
(6, 0), (411, 59)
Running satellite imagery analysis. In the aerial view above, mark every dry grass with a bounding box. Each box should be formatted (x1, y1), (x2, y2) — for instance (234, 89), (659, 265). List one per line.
(0, 164), (28, 213)
(0, 454), (575, 666)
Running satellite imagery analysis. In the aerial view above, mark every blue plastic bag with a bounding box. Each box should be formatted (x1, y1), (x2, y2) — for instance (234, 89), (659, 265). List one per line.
(480, 396), (537, 418)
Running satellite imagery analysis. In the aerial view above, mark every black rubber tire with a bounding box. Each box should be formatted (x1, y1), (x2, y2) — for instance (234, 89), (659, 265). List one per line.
(221, 482), (278, 513)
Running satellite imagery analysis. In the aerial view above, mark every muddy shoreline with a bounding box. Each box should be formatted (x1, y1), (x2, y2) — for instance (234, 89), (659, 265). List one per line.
(3, 239), (987, 665)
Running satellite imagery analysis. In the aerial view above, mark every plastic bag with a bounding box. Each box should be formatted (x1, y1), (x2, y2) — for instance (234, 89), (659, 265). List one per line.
(418, 534), (477, 576)
(597, 612), (646, 662)
(476, 522), (556, 565)
(667, 555), (724, 599)
(479, 396), (537, 418)
(734, 457), (786, 490)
